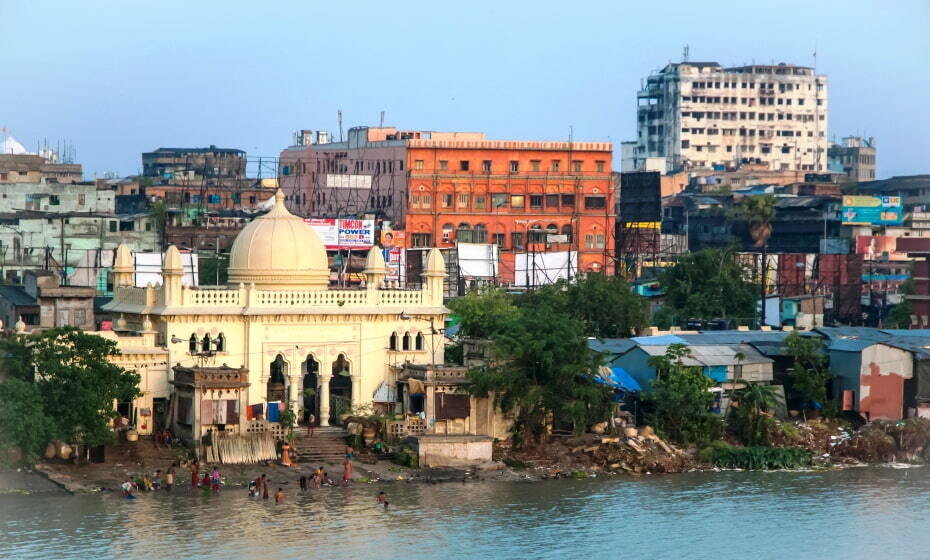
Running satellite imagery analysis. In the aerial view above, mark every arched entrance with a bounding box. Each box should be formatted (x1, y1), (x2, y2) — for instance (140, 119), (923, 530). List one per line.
(267, 354), (288, 403)
(302, 356), (319, 423)
(329, 354), (352, 424)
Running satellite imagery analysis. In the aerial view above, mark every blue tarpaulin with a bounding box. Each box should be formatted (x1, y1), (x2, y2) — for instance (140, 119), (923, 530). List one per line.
(595, 366), (642, 392)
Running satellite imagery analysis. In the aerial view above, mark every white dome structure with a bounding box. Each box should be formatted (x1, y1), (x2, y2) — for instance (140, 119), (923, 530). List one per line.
(2, 135), (27, 155)
(227, 190), (329, 289)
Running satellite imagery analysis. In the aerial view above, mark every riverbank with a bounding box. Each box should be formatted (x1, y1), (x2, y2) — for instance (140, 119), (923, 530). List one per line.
(8, 417), (930, 495)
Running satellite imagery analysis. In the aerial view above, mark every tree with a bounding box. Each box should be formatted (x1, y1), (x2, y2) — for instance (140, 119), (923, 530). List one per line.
(739, 194), (776, 326)
(887, 277), (914, 329)
(784, 331), (831, 418)
(467, 303), (612, 444)
(3, 328), (142, 448)
(660, 247), (756, 324)
(148, 199), (168, 250)
(0, 377), (54, 465)
(730, 382), (778, 446)
(557, 273), (649, 338)
(643, 344), (722, 446)
(447, 288), (521, 339)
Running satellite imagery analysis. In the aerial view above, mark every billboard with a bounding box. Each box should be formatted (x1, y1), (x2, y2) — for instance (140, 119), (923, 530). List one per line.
(305, 218), (375, 249)
(514, 251), (578, 287)
(855, 235), (908, 261)
(841, 195), (904, 226)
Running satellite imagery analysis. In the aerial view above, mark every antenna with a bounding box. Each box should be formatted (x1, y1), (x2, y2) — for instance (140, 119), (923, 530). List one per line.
(338, 110), (344, 142)
(379, 110), (385, 128)
(682, 45), (690, 62)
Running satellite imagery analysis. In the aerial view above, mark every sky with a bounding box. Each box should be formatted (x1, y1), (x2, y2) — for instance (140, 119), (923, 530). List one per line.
(1, 0), (928, 179)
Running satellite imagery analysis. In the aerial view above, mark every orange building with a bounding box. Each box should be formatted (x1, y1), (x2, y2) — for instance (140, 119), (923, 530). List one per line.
(281, 127), (615, 284)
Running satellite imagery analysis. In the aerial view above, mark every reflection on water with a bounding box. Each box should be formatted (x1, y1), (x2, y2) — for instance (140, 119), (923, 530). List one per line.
(3, 467), (930, 559)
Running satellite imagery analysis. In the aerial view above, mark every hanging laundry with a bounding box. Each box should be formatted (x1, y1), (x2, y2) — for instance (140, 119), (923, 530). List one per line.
(251, 403), (264, 420)
(227, 400), (240, 425)
(201, 399), (214, 424)
(267, 401), (280, 423)
(214, 400), (227, 424)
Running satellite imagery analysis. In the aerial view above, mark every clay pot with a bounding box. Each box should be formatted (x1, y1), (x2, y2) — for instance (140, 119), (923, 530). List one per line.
(125, 430), (139, 442)
(44, 442), (57, 460)
(362, 426), (377, 445)
(591, 422), (607, 434)
(623, 427), (639, 438)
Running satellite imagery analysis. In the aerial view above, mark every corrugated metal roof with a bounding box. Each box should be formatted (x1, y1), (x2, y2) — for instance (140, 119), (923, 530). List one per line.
(0, 285), (37, 307)
(634, 343), (771, 366)
(588, 338), (637, 356)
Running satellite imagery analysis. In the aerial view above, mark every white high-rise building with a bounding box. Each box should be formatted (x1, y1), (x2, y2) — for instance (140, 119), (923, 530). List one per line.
(628, 61), (828, 173)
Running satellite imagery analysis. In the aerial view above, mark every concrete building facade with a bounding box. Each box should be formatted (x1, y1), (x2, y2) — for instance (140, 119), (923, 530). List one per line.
(631, 61), (828, 173)
(828, 136), (876, 182)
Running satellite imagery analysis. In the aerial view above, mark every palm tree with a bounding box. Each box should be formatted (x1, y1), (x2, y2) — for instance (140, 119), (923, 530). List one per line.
(740, 195), (776, 326)
(732, 382), (778, 446)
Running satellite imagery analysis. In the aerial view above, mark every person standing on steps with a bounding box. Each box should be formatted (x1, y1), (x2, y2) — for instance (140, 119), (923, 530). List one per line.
(306, 413), (315, 437)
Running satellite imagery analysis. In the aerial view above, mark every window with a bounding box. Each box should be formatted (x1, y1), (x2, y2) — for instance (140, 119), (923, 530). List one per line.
(201, 335), (211, 352)
(215, 333), (226, 352)
(459, 160), (469, 171)
(551, 160), (561, 172)
(572, 160), (582, 172)
(545, 194), (559, 207)
(422, 194), (431, 207)
(49, 195), (60, 205)
(681, 140), (690, 149)
(595, 234), (606, 248)
(584, 196), (606, 210)
(530, 160), (541, 172)
(189, 334), (198, 354)
(493, 233), (506, 247)
(412, 233), (432, 247)
(389, 332), (398, 351)
(73, 309), (86, 325)
(510, 195), (525, 209)
(402, 333), (411, 351)
(415, 333), (424, 351)
(509, 161), (519, 173)
(442, 224), (454, 242)
(529, 226), (546, 243)
(439, 160), (448, 170)
(511, 231), (524, 249)
(530, 195), (543, 208)
(119, 221), (135, 231)
(595, 161), (606, 172)
(561, 224), (573, 242)
(491, 193), (508, 208)
(411, 195), (420, 208)
(474, 195), (487, 209)
(282, 165), (290, 176)
(442, 193), (453, 208)
(145, 221), (152, 231)
(585, 234), (595, 249)
(561, 194), (575, 208)
(482, 160), (492, 173)
(414, 160), (424, 170)
(109, 221), (117, 232)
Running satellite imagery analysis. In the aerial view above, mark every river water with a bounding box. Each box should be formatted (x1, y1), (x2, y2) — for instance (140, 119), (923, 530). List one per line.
(3, 467), (930, 559)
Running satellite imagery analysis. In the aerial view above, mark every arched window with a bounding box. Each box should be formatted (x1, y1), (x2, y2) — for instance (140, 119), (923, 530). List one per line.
(415, 333), (424, 351)
(188, 334), (198, 354)
(402, 332), (411, 351)
(442, 223), (454, 243)
(562, 224), (573, 242)
(201, 335), (211, 352)
(474, 223), (487, 243)
(529, 224), (545, 244)
(546, 223), (558, 233)
(389, 332), (398, 351)
(215, 333), (226, 352)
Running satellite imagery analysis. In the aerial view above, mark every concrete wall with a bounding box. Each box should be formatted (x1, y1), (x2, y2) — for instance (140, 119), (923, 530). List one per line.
(414, 435), (493, 467)
(858, 344), (913, 420)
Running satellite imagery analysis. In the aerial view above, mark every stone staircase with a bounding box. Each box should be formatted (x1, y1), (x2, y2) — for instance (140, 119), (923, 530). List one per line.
(291, 426), (348, 465)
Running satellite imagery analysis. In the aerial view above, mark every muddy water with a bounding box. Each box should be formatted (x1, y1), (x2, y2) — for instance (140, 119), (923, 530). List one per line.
(2, 467), (930, 559)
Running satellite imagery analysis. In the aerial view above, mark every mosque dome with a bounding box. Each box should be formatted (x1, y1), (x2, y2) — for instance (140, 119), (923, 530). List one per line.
(227, 190), (329, 289)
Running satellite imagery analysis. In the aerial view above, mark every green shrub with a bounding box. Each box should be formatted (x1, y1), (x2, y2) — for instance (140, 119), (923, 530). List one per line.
(705, 443), (812, 470)
(502, 457), (528, 470)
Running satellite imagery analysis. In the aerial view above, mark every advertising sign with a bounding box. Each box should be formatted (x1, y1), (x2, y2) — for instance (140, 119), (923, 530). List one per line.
(855, 235), (908, 261)
(305, 218), (374, 249)
(841, 195), (904, 226)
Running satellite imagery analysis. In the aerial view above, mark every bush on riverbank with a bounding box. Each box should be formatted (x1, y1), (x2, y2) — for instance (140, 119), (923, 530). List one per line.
(700, 442), (812, 470)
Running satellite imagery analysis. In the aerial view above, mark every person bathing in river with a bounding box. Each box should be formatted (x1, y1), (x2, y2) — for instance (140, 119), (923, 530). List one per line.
(190, 462), (200, 488)
(342, 458), (353, 487)
(210, 466), (221, 494)
(165, 465), (176, 491)
(377, 491), (386, 504)
(275, 487), (285, 503)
